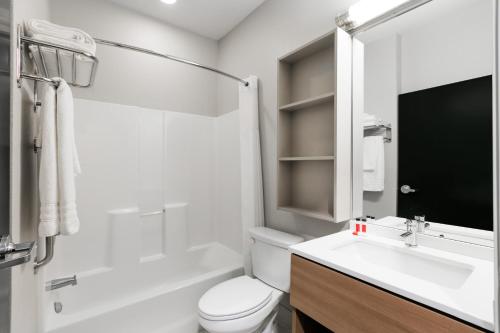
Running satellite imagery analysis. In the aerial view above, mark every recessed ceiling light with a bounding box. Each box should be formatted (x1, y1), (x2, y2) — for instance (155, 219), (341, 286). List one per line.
(161, 0), (177, 4)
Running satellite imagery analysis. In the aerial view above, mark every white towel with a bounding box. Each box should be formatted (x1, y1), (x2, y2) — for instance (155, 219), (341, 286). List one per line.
(38, 79), (81, 237)
(363, 136), (384, 192)
(363, 113), (377, 126)
(24, 19), (96, 56)
(38, 82), (59, 237)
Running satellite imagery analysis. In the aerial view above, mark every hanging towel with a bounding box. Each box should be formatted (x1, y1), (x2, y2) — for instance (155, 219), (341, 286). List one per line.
(24, 19), (96, 55)
(363, 136), (384, 192)
(239, 75), (264, 276)
(38, 82), (59, 237)
(38, 79), (81, 237)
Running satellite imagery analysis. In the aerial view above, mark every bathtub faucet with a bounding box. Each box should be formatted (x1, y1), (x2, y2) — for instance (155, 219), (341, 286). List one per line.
(46, 275), (77, 291)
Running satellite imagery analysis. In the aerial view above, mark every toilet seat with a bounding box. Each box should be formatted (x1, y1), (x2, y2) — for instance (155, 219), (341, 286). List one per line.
(198, 276), (284, 333)
(198, 276), (273, 321)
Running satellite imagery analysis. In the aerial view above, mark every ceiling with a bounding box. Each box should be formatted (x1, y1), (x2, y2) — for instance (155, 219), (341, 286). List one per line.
(109, 0), (268, 40)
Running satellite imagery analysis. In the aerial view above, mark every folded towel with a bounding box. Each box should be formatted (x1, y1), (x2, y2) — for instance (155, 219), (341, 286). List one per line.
(24, 19), (96, 55)
(363, 136), (384, 192)
(363, 113), (378, 127)
(39, 79), (81, 237)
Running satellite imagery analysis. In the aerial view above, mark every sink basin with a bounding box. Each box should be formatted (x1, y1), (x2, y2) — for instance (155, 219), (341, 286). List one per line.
(331, 239), (474, 289)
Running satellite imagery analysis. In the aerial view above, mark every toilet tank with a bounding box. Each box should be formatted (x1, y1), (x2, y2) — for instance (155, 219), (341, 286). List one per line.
(248, 227), (304, 292)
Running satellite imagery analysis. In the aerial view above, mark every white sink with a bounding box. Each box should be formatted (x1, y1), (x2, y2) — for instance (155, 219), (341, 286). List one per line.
(290, 230), (494, 331)
(331, 239), (474, 289)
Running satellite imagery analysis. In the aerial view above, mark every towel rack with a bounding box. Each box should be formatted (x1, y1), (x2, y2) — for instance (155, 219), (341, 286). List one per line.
(364, 122), (392, 143)
(16, 25), (99, 88)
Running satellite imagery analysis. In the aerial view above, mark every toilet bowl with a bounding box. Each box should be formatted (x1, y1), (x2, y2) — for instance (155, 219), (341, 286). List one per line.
(198, 227), (304, 333)
(198, 276), (283, 333)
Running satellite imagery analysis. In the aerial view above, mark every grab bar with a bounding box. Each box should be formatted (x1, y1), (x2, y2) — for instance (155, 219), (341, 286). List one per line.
(34, 236), (55, 273)
(140, 209), (165, 217)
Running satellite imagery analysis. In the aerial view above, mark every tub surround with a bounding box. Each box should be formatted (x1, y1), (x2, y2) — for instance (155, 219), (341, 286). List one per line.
(42, 99), (245, 333)
(289, 225), (494, 332)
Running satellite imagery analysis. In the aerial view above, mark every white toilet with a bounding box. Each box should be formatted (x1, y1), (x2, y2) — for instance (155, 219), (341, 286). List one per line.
(198, 227), (304, 333)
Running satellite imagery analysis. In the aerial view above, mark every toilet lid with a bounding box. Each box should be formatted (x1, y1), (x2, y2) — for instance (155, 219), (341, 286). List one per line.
(198, 276), (273, 321)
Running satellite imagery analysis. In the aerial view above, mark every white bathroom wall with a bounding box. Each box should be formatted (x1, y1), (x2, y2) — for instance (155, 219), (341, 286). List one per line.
(400, 0), (493, 94)
(216, 0), (358, 238)
(48, 98), (241, 277)
(11, 1), (51, 332)
(362, 0), (493, 219)
(48, 0), (219, 116)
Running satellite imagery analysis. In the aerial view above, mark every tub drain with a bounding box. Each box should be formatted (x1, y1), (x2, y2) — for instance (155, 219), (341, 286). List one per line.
(54, 302), (63, 313)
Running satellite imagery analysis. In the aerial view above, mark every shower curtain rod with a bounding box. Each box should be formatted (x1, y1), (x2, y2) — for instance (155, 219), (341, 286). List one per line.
(93, 38), (249, 87)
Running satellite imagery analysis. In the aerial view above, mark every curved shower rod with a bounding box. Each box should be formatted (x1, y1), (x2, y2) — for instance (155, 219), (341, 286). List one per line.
(94, 38), (249, 87)
(17, 24), (248, 88)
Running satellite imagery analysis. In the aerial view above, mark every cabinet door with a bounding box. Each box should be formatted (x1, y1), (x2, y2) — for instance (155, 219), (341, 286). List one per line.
(291, 255), (483, 333)
(333, 27), (353, 222)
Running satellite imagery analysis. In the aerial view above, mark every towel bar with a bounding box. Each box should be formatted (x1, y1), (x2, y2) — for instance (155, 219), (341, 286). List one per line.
(364, 122), (392, 143)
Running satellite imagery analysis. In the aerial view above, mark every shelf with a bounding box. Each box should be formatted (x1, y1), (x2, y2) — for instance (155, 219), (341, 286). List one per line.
(20, 35), (98, 88)
(280, 92), (335, 112)
(279, 156), (334, 161)
(278, 206), (334, 222)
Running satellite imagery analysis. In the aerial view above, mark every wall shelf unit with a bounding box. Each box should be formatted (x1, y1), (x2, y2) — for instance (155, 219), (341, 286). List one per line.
(277, 29), (352, 223)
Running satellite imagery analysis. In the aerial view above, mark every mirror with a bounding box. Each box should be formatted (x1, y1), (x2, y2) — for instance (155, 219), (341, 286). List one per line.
(353, 0), (494, 241)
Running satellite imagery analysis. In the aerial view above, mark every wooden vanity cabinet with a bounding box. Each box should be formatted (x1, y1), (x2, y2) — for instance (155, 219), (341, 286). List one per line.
(290, 255), (487, 333)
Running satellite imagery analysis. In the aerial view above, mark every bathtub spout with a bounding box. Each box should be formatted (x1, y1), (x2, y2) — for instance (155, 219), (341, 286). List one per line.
(46, 275), (77, 291)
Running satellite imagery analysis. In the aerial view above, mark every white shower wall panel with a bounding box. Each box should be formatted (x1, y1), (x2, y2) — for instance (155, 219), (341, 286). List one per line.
(46, 99), (240, 280)
(139, 111), (164, 213)
(55, 101), (141, 275)
(214, 110), (242, 253)
(163, 112), (216, 247)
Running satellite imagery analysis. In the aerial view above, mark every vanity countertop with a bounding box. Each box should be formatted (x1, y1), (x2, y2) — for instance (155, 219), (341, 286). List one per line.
(289, 229), (494, 331)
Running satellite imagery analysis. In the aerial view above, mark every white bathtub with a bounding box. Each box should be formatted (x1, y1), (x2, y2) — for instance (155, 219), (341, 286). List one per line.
(43, 243), (243, 333)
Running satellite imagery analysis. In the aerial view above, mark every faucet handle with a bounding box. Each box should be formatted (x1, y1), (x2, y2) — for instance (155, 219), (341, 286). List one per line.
(414, 215), (430, 233)
(404, 219), (416, 232)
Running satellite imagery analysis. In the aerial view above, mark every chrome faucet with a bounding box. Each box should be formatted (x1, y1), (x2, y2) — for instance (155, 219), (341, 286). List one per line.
(415, 215), (430, 233)
(46, 275), (77, 291)
(400, 216), (430, 247)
